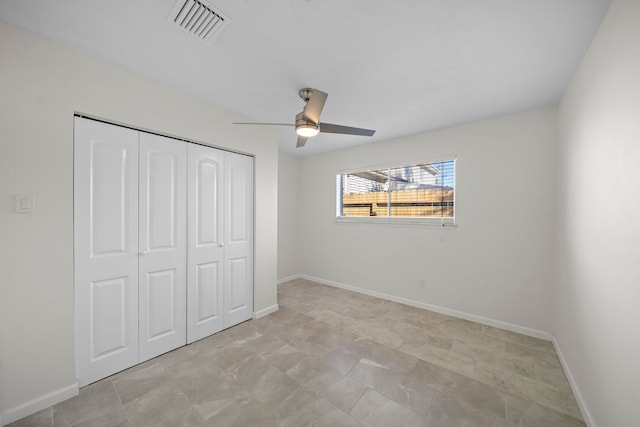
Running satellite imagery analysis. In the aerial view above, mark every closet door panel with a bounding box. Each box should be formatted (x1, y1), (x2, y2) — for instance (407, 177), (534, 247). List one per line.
(138, 133), (187, 361)
(187, 144), (224, 343)
(228, 257), (248, 311)
(74, 117), (139, 386)
(223, 152), (254, 328)
(76, 118), (256, 384)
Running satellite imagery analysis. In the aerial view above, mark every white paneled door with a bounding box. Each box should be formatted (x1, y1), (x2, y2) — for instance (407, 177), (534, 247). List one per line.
(138, 133), (187, 361)
(224, 151), (254, 328)
(74, 118), (140, 386)
(187, 144), (225, 343)
(75, 118), (254, 385)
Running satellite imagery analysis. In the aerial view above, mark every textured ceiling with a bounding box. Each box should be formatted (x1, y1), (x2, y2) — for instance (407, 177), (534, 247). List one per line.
(0, 0), (611, 156)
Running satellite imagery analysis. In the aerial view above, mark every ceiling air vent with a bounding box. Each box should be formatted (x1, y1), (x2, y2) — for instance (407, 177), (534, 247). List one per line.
(167, 0), (231, 44)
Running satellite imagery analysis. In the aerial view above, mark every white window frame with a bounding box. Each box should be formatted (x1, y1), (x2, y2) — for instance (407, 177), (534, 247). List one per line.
(335, 156), (456, 227)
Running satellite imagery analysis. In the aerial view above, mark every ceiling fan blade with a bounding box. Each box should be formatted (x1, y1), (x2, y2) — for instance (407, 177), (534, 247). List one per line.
(296, 135), (309, 148)
(301, 89), (328, 124)
(233, 122), (293, 126)
(319, 122), (376, 136)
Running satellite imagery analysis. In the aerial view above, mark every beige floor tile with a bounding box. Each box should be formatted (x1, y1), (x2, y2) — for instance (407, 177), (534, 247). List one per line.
(321, 346), (362, 375)
(505, 393), (532, 426)
(156, 333), (234, 373)
(424, 393), (509, 427)
(10, 279), (585, 427)
(53, 381), (127, 427)
(231, 355), (300, 406)
(312, 409), (363, 427)
(533, 360), (574, 391)
(350, 338), (418, 373)
(170, 364), (233, 409)
(196, 384), (257, 424)
(260, 342), (309, 373)
(123, 382), (205, 427)
(475, 362), (582, 420)
(400, 339), (475, 378)
(520, 402), (586, 427)
(350, 387), (390, 421)
(351, 389), (426, 427)
(348, 358), (415, 407)
(316, 375), (369, 414)
(286, 354), (346, 392)
(453, 339), (540, 383)
(5, 408), (53, 427)
(406, 358), (507, 421)
(479, 325), (555, 354)
(275, 386), (338, 427)
(112, 362), (170, 405)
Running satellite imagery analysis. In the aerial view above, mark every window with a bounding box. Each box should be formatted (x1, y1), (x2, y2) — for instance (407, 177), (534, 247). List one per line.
(336, 159), (455, 225)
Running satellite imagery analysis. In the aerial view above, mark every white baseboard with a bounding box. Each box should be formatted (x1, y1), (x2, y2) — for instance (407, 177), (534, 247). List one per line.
(253, 303), (279, 319)
(298, 274), (552, 341)
(552, 337), (594, 427)
(1, 381), (79, 425)
(277, 275), (301, 285)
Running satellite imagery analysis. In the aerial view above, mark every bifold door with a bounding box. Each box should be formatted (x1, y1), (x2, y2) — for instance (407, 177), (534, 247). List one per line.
(138, 133), (187, 362)
(74, 118), (140, 385)
(223, 151), (254, 327)
(186, 148), (254, 341)
(75, 117), (254, 386)
(187, 144), (225, 343)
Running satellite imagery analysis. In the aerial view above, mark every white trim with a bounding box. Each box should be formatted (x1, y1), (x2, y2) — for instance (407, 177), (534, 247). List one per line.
(337, 154), (458, 175)
(336, 157), (457, 224)
(277, 275), (301, 285)
(253, 304), (279, 319)
(335, 216), (457, 227)
(299, 274), (552, 341)
(1, 382), (79, 425)
(552, 337), (594, 427)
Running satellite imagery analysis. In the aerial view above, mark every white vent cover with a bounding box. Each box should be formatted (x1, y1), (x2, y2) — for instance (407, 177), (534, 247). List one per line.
(167, 0), (231, 44)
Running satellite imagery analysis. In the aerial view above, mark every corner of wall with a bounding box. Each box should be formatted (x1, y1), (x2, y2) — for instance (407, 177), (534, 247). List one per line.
(277, 274), (301, 285)
(254, 303), (279, 319)
(552, 337), (595, 427)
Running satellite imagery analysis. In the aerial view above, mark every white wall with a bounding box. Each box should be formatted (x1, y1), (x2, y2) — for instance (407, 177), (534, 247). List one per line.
(555, 1), (640, 426)
(0, 22), (278, 423)
(298, 108), (557, 336)
(277, 152), (300, 281)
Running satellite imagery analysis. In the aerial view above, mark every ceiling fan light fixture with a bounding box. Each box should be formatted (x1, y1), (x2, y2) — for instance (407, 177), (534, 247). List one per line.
(296, 123), (319, 137)
(234, 89), (375, 147)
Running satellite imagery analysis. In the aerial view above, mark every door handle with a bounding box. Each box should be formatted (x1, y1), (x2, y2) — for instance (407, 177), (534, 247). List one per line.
(139, 251), (148, 256)
(218, 243), (225, 248)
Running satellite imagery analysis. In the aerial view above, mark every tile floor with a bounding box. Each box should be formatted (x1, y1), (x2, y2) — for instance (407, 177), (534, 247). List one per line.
(9, 278), (585, 426)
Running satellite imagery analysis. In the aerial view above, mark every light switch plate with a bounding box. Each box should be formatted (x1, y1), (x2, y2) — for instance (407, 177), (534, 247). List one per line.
(16, 194), (35, 214)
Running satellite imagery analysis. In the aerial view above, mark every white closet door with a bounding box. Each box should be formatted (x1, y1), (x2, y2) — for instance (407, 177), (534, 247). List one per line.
(187, 144), (225, 343)
(74, 117), (139, 386)
(138, 133), (187, 361)
(223, 151), (254, 328)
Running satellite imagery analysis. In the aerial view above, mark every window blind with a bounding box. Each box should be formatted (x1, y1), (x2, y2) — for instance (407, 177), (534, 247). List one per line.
(337, 159), (455, 222)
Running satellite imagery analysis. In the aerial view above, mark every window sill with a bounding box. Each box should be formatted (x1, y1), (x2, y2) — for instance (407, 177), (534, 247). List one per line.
(335, 216), (457, 228)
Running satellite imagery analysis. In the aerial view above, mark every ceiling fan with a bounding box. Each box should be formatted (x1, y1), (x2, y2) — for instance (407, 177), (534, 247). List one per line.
(233, 88), (376, 148)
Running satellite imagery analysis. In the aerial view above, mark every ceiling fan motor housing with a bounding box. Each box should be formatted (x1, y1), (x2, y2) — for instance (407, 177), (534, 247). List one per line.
(295, 112), (319, 137)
